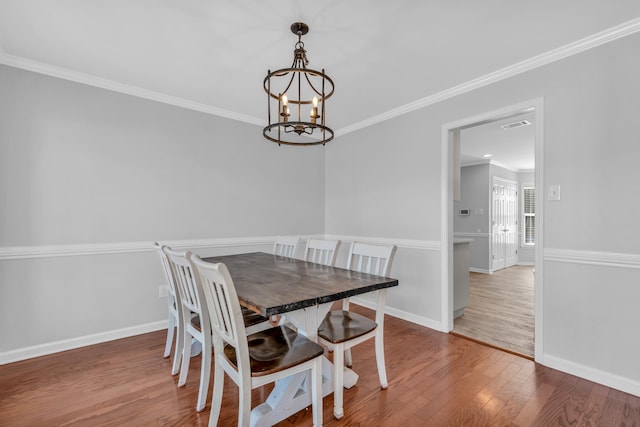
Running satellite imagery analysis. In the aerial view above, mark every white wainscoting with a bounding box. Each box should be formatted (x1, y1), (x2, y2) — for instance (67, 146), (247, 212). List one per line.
(325, 235), (443, 331)
(0, 234), (442, 364)
(0, 236), (286, 364)
(542, 248), (640, 397)
(4, 239), (639, 399)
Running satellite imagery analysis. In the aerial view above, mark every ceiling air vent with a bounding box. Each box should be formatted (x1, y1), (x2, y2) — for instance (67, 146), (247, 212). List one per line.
(501, 119), (531, 130)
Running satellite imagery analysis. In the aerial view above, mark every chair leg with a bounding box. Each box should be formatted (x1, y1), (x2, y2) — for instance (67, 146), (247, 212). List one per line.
(171, 318), (184, 376)
(312, 357), (323, 426)
(238, 375), (252, 427)
(164, 313), (175, 358)
(195, 337), (211, 412)
(345, 348), (353, 368)
(333, 343), (345, 419)
(178, 329), (192, 387)
(208, 354), (225, 427)
(374, 328), (388, 389)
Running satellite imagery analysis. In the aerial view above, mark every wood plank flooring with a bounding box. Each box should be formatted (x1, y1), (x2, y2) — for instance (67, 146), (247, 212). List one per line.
(453, 266), (534, 358)
(2, 304), (639, 426)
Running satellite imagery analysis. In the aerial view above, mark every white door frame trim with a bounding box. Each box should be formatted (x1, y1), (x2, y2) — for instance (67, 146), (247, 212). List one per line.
(440, 97), (545, 362)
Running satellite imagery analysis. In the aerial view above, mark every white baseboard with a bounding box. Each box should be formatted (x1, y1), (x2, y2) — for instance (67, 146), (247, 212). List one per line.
(543, 354), (640, 397)
(517, 262), (535, 266)
(0, 320), (167, 365)
(469, 267), (492, 274)
(350, 297), (444, 332)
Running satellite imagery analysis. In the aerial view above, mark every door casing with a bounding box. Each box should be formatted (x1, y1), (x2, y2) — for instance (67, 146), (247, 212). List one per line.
(440, 98), (544, 362)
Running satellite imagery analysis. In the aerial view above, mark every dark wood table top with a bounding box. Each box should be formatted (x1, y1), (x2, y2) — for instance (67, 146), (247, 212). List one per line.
(201, 252), (398, 317)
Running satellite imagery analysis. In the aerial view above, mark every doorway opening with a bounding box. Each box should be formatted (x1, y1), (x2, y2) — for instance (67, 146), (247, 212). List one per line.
(440, 99), (544, 361)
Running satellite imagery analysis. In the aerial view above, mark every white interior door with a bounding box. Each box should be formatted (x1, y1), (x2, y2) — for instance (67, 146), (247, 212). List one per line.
(491, 177), (518, 271)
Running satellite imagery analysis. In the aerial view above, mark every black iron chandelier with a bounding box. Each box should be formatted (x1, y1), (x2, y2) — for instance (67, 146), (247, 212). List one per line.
(263, 22), (334, 146)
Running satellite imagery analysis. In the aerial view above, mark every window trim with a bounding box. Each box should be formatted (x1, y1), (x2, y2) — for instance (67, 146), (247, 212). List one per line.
(522, 184), (535, 246)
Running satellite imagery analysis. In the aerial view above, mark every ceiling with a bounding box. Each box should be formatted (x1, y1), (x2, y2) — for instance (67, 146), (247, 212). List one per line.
(460, 112), (535, 171)
(1, 1), (640, 136)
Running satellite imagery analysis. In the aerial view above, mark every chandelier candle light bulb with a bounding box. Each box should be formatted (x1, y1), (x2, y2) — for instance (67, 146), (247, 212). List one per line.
(310, 96), (319, 124)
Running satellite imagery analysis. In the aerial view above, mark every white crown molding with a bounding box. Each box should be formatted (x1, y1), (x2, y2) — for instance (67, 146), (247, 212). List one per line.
(336, 17), (640, 137)
(461, 159), (491, 168)
(3, 19), (640, 136)
(0, 51), (264, 127)
(544, 248), (640, 270)
(323, 235), (440, 251)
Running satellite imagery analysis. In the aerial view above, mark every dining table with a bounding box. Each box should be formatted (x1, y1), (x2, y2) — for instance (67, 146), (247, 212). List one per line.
(202, 251), (398, 426)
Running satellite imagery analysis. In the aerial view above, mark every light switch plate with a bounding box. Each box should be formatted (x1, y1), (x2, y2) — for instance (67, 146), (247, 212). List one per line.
(159, 284), (168, 298)
(548, 184), (561, 201)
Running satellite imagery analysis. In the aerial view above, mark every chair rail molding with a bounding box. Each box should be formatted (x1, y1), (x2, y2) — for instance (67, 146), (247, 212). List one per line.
(0, 235), (325, 261)
(544, 248), (640, 270)
(323, 235), (440, 251)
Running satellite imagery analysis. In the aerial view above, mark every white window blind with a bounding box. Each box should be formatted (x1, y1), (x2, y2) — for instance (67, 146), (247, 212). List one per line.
(523, 187), (535, 245)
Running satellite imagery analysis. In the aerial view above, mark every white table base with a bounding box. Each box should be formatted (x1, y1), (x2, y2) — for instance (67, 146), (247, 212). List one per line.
(250, 302), (359, 426)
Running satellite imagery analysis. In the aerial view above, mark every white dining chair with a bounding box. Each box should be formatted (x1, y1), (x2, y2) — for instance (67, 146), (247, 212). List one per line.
(304, 238), (340, 266)
(154, 242), (184, 376)
(317, 242), (397, 419)
(191, 255), (324, 427)
(164, 247), (213, 412)
(272, 236), (299, 258)
(163, 248), (271, 412)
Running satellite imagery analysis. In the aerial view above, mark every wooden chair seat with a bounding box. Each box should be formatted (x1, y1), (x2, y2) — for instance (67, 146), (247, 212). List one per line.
(223, 326), (324, 377)
(318, 310), (377, 344)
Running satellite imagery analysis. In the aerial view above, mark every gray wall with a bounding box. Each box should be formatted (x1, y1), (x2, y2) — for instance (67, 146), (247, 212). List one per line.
(0, 64), (325, 355)
(325, 32), (640, 393)
(453, 164), (534, 271)
(454, 164), (491, 271)
(2, 31), (640, 396)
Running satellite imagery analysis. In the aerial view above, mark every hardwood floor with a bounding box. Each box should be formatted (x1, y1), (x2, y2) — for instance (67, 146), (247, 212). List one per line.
(2, 305), (639, 426)
(453, 266), (535, 358)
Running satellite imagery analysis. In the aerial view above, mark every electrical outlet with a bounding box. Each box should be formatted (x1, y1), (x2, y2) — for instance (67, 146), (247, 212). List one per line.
(158, 284), (168, 298)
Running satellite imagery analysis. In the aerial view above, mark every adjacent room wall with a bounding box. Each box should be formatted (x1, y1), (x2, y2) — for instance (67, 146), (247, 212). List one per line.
(325, 32), (640, 394)
(0, 64), (326, 360)
(454, 164), (491, 272)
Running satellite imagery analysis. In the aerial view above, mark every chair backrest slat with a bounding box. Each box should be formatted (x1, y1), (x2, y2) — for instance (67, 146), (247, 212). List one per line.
(273, 236), (299, 258)
(347, 242), (397, 277)
(191, 256), (245, 351)
(304, 239), (340, 267)
(165, 248), (204, 317)
(154, 242), (178, 300)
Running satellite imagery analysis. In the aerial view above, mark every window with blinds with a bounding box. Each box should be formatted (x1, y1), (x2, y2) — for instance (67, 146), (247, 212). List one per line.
(523, 186), (535, 245)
